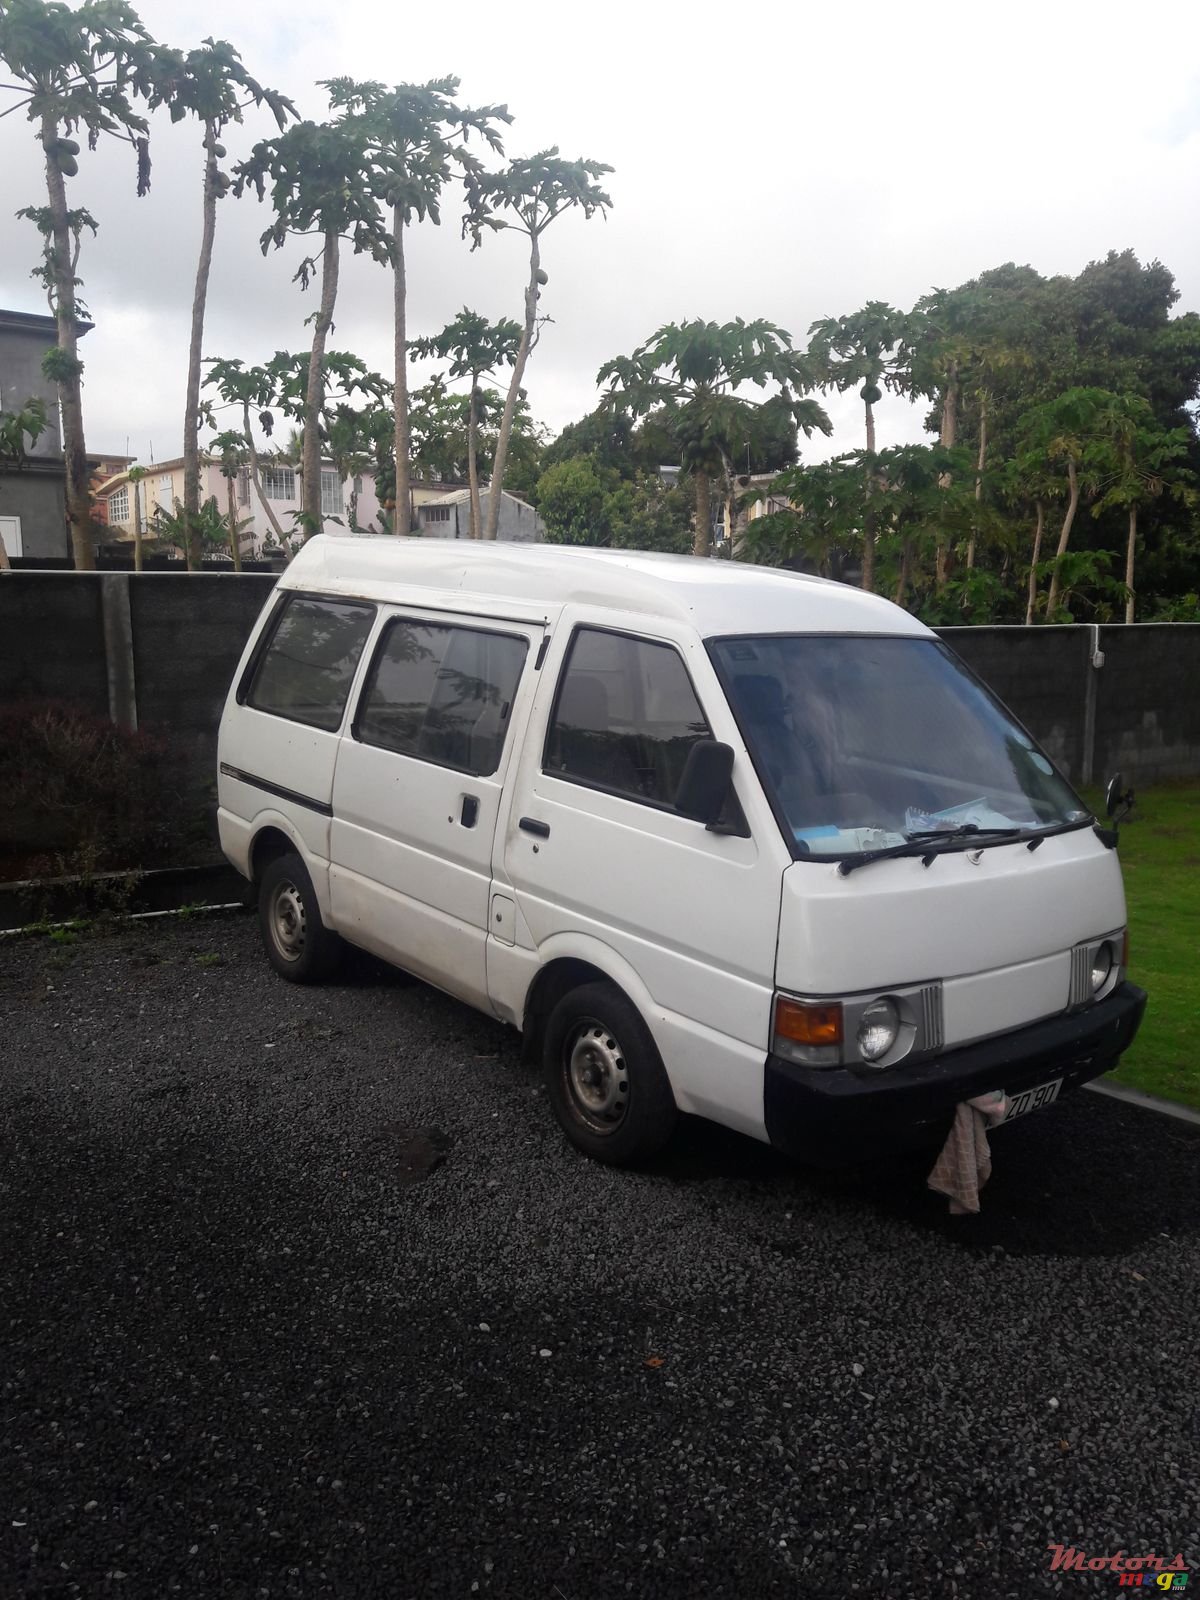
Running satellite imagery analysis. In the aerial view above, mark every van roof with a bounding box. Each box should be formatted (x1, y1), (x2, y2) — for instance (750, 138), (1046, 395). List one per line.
(281, 535), (932, 638)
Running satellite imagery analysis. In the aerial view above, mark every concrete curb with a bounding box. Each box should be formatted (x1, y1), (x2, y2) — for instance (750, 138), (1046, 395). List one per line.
(1083, 1076), (1200, 1129)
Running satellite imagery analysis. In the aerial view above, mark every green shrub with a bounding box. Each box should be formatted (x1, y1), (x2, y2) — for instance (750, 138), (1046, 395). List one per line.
(0, 701), (186, 883)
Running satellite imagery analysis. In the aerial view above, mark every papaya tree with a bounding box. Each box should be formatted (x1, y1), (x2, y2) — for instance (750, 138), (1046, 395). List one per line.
(0, 0), (155, 569)
(464, 149), (613, 539)
(411, 309), (521, 537)
(0, 395), (47, 569)
(1014, 388), (1115, 619)
(139, 37), (294, 569)
(1089, 394), (1193, 624)
(202, 357), (290, 545)
(234, 107), (392, 535)
(806, 302), (911, 592)
(211, 428), (250, 567)
(599, 319), (831, 558)
(323, 78), (510, 535)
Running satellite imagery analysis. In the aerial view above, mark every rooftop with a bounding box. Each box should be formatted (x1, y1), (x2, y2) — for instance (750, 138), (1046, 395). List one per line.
(0, 307), (93, 338)
(423, 486), (531, 509)
(281, 536), (930, 638)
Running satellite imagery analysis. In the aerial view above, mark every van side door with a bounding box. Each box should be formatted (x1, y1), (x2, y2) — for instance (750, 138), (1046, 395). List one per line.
(329, 609), (544, 1011)
(500, 616), (790, 1142)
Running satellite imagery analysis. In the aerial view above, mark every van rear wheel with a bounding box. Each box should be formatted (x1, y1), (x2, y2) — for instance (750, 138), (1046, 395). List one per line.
(543, 982), (677, 1166)
(258, 852), (342, 983)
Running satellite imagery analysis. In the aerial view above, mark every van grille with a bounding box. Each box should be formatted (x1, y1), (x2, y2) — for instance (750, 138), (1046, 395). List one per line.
(918, 982), (944, 1052)
(1070, 943), (1092, 1008)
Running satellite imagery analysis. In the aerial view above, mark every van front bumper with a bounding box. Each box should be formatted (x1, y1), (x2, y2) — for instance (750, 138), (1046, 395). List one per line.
(764, 981), (1146, 1167)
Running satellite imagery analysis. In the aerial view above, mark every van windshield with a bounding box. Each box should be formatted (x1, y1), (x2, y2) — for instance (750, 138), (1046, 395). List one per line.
(709, 635), (1090, 861)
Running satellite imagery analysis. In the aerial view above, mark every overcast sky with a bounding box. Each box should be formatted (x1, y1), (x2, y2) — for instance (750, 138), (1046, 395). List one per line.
(1, 0), (1199, 468)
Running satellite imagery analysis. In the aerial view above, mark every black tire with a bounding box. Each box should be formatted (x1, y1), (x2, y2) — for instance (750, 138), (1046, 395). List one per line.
(257, 851), (343, 983)
(543, 981), (677, 1166)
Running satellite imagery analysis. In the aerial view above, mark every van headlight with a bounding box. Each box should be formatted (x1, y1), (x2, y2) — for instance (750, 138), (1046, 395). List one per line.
(1090, 944), (1113, 995)
(771, 984), (934, 1070)
(1070, 930), (1125, 1007)
(857, 997), (900, 1062)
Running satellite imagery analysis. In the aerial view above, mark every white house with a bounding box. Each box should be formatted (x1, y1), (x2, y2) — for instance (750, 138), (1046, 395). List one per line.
(416, 486), (544, 542)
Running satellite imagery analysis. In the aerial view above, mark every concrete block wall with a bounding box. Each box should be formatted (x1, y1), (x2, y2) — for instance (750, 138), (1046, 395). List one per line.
(1, 573), (1198, 874)
(938, 626), (1091, 780)
(937, 623), (1200, 787)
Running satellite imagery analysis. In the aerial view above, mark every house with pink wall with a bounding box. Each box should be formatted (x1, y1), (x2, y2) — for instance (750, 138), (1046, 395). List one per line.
(93, 455), (386, 556)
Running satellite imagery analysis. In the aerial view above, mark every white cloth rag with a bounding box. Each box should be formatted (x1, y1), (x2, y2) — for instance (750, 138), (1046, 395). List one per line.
(926, 1091), (1009, 1214)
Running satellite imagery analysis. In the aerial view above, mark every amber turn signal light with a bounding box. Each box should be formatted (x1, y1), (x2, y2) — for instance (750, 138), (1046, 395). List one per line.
(774, 996), (844, 1048)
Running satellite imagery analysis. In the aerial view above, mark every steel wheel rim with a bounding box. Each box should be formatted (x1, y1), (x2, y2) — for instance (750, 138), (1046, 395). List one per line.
(564, 1016), (629, 1133)
(270, 878), (307, 962)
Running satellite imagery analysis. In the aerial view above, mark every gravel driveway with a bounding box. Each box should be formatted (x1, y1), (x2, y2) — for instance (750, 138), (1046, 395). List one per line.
(1, 914), (1196, 1600)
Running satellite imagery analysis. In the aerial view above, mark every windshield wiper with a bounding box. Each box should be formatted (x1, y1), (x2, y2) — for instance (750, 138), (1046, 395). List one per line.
(837, 825), (1023, 877)
(902, 824), (1022, 844)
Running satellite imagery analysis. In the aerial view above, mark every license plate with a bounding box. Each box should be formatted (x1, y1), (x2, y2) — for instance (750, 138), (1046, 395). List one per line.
(1002, 1077), (1062, 1123)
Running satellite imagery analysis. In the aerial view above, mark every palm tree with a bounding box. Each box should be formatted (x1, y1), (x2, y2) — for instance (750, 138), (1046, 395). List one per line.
(411, 310), (521, 537)
(235, 107), (392, 535)
(323, 78), (510, 535)
(464, 149), (613, 539)
(126, 462), (148, 571)
(806, 302), (911, 591)
(140, 38), (293, 570)
(0, 0), (154, 568)
(599, 319), (831, 558)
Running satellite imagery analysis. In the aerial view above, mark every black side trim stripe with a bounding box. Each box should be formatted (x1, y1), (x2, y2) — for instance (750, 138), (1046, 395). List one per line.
(219, 764), (333, 817)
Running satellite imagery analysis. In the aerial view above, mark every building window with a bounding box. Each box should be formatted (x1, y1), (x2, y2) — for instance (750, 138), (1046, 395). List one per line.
(107, 485), (130, 523)
(262, 466), (296, 502)
(158, 473), (173, 499)
(237, 468), (250, 507)
(320, 469), (343, 517)
(425, 505), (452, 524)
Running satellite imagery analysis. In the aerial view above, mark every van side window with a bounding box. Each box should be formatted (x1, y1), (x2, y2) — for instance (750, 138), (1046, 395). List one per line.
(245, 594), (375, 732)
(355, 620), (528, 777)
(545, 627), (712, 808)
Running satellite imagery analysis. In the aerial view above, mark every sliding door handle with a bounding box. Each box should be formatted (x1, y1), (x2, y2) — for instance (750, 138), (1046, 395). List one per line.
(518, 816), (550, 838)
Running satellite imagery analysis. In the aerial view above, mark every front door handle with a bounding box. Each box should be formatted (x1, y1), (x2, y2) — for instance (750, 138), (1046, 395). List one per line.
(518, 816), (550, 838)
(461, 795), (479, 828)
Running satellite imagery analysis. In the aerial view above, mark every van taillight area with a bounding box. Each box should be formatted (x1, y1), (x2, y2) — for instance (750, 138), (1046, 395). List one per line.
(764, 982), (1146, 1167)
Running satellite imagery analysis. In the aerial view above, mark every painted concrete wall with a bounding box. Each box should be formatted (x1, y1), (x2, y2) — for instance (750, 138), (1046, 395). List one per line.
(0, 321), (69, 559)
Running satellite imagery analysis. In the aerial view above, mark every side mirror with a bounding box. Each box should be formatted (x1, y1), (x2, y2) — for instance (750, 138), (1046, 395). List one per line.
(675, 739), (735, 826)
(1104, 771), (1134, 829)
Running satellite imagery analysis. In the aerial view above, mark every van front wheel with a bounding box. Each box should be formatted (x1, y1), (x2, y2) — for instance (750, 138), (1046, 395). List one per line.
(258, 852), (342, 983)
(543, 982), (677, 1166)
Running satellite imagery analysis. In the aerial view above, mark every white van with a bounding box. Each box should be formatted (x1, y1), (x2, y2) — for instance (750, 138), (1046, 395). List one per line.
(217, 537), (1146, 1167)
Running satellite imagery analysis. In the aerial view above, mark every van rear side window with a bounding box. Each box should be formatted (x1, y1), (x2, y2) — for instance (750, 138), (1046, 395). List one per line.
(545, 627), (712, 807)
(245, 594), (375, 731)
(354, 619), (528, 776)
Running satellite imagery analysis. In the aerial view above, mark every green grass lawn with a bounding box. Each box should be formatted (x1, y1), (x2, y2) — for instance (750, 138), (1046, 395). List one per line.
(1085, 782), (1200, 1109)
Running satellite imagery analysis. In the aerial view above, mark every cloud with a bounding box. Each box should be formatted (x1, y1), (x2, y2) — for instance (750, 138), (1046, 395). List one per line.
(2, 0), (1198, 468)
